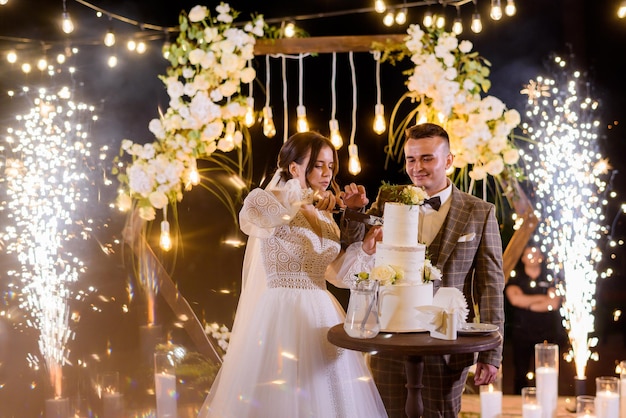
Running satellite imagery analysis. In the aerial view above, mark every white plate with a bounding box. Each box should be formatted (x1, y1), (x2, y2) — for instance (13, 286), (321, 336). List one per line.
(457, 323), (499, 335)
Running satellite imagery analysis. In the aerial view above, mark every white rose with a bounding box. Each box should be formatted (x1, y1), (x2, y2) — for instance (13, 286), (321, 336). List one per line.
(188, 49), (205, 66)
(148, 119), (165, 139)
(188, 5), (208, 23)
(148, 191), (168, 209)
(503, 148), (520, 165)
(370, 265), (399, 285)
(458, 40), (473, 53)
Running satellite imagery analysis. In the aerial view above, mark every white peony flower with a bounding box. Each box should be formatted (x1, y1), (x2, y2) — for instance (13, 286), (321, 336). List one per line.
(188, 5), (208, 23)
(148, 119), (166, 139)
(149, 191), (169, 209)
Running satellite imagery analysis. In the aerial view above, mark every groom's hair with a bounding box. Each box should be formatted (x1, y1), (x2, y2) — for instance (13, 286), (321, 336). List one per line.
(406, 123), (450, 145)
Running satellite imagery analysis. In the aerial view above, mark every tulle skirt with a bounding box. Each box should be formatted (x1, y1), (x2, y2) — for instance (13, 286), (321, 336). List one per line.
(198, 286), (387, 418)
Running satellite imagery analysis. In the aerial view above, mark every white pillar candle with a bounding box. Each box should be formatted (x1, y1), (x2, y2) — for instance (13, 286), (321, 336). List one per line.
(595, 390), (619, 418)
(536, 366), (558, 418)
(102, 392), (124, 418)
(523, 404), (543, 418)
(480, 385), (502, 418)
(155, 372), (177, 418)
(45, 398), (70, 418)
(619, 378), (626, 418)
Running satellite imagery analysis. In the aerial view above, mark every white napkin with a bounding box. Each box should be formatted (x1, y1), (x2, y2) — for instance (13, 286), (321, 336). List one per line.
(414, 287), (469, 340)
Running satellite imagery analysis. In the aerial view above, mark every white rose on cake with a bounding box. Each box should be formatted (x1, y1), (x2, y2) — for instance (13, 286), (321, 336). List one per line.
(370, 265), (404, 285)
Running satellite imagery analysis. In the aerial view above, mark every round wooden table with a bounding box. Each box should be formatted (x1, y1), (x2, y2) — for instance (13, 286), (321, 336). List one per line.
(327, 324), (502, 418)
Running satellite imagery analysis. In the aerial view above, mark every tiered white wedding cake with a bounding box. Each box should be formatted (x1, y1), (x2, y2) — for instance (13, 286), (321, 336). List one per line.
(376, 202), (434, 332)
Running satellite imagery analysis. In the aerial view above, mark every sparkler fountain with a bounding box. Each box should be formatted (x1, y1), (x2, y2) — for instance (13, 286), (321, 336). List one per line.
(520, 55), (609, 395)
(1, 85), (104, 415)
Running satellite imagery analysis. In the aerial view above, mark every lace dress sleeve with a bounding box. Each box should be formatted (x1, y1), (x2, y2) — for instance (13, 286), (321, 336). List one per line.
(325, 241), (375, 288)
(239, 179), (307, 238)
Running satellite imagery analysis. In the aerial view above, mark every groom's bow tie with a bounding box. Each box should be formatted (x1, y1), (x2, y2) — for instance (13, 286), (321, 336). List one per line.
(423, 196), (441, 211)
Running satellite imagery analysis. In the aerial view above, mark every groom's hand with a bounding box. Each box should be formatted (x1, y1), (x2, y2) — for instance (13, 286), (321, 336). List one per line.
(342, 183), (369, 210)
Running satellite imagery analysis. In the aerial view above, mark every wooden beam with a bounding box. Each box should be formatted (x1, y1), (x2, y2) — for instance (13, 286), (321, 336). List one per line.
(254, 34), (406, 55)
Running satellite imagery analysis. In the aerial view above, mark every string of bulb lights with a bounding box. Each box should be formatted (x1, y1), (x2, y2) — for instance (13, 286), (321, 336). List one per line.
(2, 0), (626, 74)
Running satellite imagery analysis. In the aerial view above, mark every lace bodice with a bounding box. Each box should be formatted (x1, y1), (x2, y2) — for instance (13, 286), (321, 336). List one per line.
(240, 188), (341, 290)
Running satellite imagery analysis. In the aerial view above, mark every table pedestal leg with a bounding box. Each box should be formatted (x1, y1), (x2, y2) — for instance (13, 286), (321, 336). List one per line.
(405, 355), (424, 418)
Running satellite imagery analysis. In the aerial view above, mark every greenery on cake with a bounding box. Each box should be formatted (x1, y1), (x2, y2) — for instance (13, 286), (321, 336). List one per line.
(379, 181), (430, 206)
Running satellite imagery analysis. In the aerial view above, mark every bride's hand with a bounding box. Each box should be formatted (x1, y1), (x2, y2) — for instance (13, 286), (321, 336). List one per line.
(362, 226), (382, 255)
(314, 190), (343, 212)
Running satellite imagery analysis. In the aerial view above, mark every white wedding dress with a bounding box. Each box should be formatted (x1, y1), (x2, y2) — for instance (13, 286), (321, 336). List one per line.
(198, 178), (387, 418)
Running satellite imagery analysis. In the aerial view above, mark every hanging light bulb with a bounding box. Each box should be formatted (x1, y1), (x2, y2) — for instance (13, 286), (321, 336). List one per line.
(37, 58), (47, 71)
(348, 144), (361, 176)
(452, 17), (463, 34)
(104, 29), (116, 47)
(618, 0), (626, 18)
(56, 53), (66, 64)
(61, 11), (74, 34)
(107, 55), (118, 68)
(160, 219), (172, 251)
(395, 8), (407, 25)
(329, 119), (343, 149)
(187, 158), (200, 188)
(127, 40), (137, 51)
(383, 11), (395, 26)
(374, 0), (386, 13)
(7, 50), (17, 63)
(505, 0), (517, 16)
(244, 97), (255, 127)
(263, 106), (276, 138)
(471, 12), (483, 33)
(423, 10), (434, 27)
(162, 40), (172, 59)
(373, 104), (386, 135)
(490, 0), (503, 20)
(21, 63), (31, 73)
(296, 105), (309, 133)
(223, 121), (236, 150)
(435, 15), (446, 28)
(284, 21), (296, 38)
(136, 41), (147, 54)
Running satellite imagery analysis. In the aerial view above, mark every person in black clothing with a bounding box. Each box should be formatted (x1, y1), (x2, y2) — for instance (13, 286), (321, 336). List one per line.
(505, 245), (565, 394)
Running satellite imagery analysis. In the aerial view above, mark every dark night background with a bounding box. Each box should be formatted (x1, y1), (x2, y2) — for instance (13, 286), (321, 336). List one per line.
(1, 0), (626, 415)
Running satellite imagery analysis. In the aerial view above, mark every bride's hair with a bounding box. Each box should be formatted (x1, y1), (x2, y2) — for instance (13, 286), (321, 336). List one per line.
(275, 132), (341, 196)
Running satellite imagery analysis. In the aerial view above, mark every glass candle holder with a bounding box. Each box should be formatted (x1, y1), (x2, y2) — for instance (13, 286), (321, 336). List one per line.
(595, 376), (619, 418)
(154, 352), (177, 418)
(619, 360), (626, 417)
(480, 374), (502, 418)
(576, 395), (595, 417)
(535, 342), (559, 418)
(521, 387), (542, 418)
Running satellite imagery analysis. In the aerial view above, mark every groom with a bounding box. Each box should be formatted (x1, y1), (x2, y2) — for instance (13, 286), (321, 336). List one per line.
(342, 122), (504, 417)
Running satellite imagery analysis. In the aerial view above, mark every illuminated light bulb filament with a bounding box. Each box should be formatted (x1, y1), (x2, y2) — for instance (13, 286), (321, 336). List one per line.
(160, 220), (172, 251)
(505, 0), (517, 16)
(423, 11), (433, 27)
(471, 13), (483, 33)
(329, 119), (343, 149)
(383, 12), (394, 27)
(435, 15), (445, 28)
(104, 30), (115, 47)
(452, 17), (463, 35)
(619, 0), (626, 18)
(244, 97), (255, 127)
(284, 22), (296, 38)
(373, 104), (386, 135)
(61, 12), (74, 34)
(490, 0), (503, 20)
(348, 144), (361, 176)
(395, 8), (407, 25)
(263, 106), (276, 138)
(374, 0), (386, 13)
(296, 105), (309, 133)
(7, 50), (17, 63)
(188, 158), (200, 187)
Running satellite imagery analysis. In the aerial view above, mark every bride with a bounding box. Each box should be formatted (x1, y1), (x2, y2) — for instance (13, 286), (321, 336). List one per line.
(198, 132), (386, 417)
